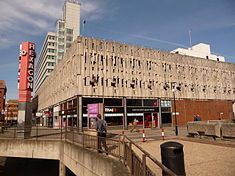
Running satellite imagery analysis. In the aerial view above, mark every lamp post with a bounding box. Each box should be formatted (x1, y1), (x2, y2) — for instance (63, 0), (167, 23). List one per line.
(172, 88), (178, 136)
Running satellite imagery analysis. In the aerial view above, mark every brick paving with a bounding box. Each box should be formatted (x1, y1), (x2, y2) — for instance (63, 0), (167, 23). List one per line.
(108, 126), (235, 176)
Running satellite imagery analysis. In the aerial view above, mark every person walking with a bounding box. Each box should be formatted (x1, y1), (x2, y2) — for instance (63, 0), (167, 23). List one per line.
(130, 118), (139, 132)
(95, 114), (108, 153)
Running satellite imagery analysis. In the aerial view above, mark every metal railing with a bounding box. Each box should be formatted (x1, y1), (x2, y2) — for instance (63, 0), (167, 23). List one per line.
(0, 126), (176, 176)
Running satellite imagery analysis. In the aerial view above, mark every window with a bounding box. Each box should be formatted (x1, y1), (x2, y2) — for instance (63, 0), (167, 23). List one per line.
(58, 45), (64, 50)
(58, 38), (64, 43)
(66, 28), (73, 35)
(126, 99), (142, 106)
(143, 99), (158, 106)
(48, 62), (55, 66)
(206, 56), (209, 59)
(58, 52), (64, 56)
(59, 22), (64, 28)
(47, 69), (53, 73)
(104, 98), (122, 106)
(48, 49), (55, 53)
(217, 58), (220, 61)
(47, 55), (55, 59)
(66, 36), (73, 41)
(48, 42), (55, 46)
(49, 36), (55, 40)
(66, 43), (71, 48)
(82, 98), (103, 106)
(59, 31), (64, 36)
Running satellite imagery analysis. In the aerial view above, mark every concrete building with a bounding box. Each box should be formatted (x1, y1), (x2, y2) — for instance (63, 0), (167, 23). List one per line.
(171, 43), (225, 62)
(5, 99), (18, 123)
(34, 1), (80, 94)
(0, 80), (7, 121)
(36, 36), (235, 128)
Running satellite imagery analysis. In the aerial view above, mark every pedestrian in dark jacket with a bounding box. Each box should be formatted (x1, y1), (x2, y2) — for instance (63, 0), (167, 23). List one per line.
(95, 114), (107, 153)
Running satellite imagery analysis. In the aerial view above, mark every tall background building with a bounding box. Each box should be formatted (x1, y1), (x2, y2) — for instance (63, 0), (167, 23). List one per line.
(0, 80), (7, 121)
(34, 32), (56, 93)
(34, 0), (81, 94)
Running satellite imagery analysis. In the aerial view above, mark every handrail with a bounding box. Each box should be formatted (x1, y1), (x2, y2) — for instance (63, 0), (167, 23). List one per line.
(0, 126), (177, 176)
(124, 135), (177, 176)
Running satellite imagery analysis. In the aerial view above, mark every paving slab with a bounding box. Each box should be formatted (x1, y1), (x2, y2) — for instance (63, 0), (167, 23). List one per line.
(138, 139), (235, 176)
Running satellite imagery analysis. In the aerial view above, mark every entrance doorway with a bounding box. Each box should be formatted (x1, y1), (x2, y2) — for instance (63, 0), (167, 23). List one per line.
(144, 113), (158, 128)
(161, 113), (172, 127)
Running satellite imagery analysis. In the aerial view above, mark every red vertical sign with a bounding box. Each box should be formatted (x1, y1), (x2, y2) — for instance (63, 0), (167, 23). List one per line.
(18, 42), (36, 102)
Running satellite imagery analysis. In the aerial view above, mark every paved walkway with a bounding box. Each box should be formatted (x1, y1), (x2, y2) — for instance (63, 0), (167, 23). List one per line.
(108, 126), (235, 176)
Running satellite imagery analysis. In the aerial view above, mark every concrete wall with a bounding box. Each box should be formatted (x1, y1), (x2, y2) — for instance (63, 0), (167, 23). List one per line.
(62, 141), (129, 176)
(0, 139), (61, 160)
(0, 139), (129, 176)
(37, 37), (235, 110)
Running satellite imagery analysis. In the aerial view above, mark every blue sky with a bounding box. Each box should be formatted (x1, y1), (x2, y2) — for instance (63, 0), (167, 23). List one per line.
(0, 0), (235, 100)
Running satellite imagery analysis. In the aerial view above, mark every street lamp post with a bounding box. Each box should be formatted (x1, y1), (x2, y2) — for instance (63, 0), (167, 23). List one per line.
(172, 89), (178, 136)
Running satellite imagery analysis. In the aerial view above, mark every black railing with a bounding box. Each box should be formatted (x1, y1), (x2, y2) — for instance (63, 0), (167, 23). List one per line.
(0, 126), (176, 176)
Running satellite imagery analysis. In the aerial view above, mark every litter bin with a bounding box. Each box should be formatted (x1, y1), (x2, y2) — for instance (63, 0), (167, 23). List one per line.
(160, 141), (186, 176)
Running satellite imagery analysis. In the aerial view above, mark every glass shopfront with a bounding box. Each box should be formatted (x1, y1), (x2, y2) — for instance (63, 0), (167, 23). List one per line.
(55, 97), (172, 128)
(161, 100), (172, 126)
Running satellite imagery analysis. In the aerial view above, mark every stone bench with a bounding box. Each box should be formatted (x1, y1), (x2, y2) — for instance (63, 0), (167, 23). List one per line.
(187, 121), (206, 136)
(187, 121), (221, 138)
(221, 123), (235, 138)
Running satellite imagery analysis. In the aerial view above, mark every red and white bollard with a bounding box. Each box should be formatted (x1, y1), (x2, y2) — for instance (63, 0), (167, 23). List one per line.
(161, 128), (165, 140)
(142, 129), (146, 142)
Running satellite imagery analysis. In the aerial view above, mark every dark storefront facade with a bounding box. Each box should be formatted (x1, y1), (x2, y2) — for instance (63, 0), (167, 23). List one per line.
(40, 97), (173, 129)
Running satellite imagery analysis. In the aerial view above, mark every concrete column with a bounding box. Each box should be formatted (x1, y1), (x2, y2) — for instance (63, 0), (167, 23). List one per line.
(59, 161), (66, 176)
(158, 98), (162, 128)
(78, 96), (83, 131)
(123, 97), (128, 130)
(17, 101), (32, 138)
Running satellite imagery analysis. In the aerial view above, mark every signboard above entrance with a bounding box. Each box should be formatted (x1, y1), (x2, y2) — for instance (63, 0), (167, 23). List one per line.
(127, 107), (159, 113)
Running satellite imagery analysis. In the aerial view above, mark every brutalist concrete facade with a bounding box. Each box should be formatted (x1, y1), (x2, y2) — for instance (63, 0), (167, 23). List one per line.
(36, 37), (235, 125)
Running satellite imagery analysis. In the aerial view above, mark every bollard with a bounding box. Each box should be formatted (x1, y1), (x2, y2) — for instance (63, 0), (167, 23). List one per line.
(121, 130), (125, 135)
(142, 129), (146, 142)
(161, 128), (165, 140)
(160, 141), (186, 176)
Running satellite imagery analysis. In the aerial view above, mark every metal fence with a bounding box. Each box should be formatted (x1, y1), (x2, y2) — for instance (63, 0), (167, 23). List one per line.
(0, 126), (176, 176)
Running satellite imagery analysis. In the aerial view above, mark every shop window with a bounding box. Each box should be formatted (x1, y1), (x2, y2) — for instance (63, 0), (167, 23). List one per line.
(126, 99), (142, 106)
(104, 98), (122, 106)
(82, 98), (103, 106)
(143, 99), (158, 106)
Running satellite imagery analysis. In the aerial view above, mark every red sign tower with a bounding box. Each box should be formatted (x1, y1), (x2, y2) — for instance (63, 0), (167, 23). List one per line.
(17, 42), (36, 133)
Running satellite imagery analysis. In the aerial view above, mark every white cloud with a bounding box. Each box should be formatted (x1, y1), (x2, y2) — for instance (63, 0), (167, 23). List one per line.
(80, 0), (107, 20)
